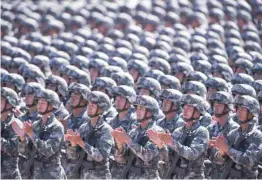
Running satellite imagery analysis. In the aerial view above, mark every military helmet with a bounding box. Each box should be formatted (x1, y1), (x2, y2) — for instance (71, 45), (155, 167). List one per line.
(67, 68), (91, 87)
(258, 91), (262, 101)
(252, 63), (262, 74)
(2, 73), (25, 92)
(70, 55), (90, 71)
(232, 80), (255, 95)
(111, 72), (134, 87)
(1, 87), (19, 107)
(231, 73), (254, 86)
(45, 75), (68, 98)
(187, 71), (208, 83)
(49, 57), (70, 70)
(234, 58), (253, 74)
(133, 95), (159, 117)
(182, 81), (207, 98)
(92, 77), (117, 97)
(87, 91), (111, 111)
(137, 77), (161, 97)
(35, 88), (60, 109)
(68, 82), (90, 100)
(21, 82), (44, 96)
(148, 57), (171, 74)
(252, 80), (262, 93)
(234, 95), (260, 117)
(205, 77), (228, 91)
(171, 62), (194, 76)
(112, 85), (136, 103)
(144, 69), (164, 80)
(208, 91), (234, 110)
(89, 58), (108, 70)
(181, 94), (210, 115)
(212, 63), (233, 82)
(158, 74), (181, 90)
(159, 89), (183, 105)
(100, 65), (123, 78)
(108, 57), (128, 71)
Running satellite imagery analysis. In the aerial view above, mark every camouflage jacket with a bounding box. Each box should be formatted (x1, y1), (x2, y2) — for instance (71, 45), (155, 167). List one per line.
(214, 123), (262, 178)
(169, 121), (209, 178)
(157, 114), (184, 133)
(207, 116), (239, 177)
(1, 114), (20, 163)
(109, 106), (137, 133)
(200, 112), (212, 127)
(20, 110), (41, 123)
(114, 121), (165, 169)
(53, 103), (69, 121)
(66, 108), (88, 131)
(20, 114), (65, 164)
(102, 106), (118, 123)
(79, 116), (114, 170)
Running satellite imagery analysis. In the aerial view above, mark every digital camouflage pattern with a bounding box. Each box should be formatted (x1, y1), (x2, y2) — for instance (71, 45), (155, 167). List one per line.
(231, 83), (256, 97)
(78, 116), (114, 179)
(1, 114), (21, 179)
(136, 77), (161, 98)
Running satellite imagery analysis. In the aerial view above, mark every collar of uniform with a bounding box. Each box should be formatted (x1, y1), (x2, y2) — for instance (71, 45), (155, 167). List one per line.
(42, 113), (56, 129)
(184, 120), (201, 132)
(240, 122), (257, 137)
(72, 107), (88, 119)
(88, 115), (105, 130)
(138, 119), (155, 130)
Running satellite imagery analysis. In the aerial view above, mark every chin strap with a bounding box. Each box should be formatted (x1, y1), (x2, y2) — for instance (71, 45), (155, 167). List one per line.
(72, 97), (87, 110)
(38, 103), (54, 115)
(183, 108), (199, 122)
(116, 100), (129, 113)
(137, 110), (152, 123)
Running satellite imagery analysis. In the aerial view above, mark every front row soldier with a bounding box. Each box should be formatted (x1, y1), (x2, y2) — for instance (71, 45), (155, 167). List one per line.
(148, 94), (210, 179)
(1, 87), (22, 179)
(63, 82), (90, 178)
(207, 91), (239, 178)
(210, 95), (262, 179)
(65, 91), (114, 179)
(112, 95), (165, 179)
(18, 88), (66, 179)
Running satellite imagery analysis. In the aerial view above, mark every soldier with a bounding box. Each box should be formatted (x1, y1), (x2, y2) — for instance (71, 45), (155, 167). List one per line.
(65, 91), (114, 179)
(210, 95), (262, 179)
(127, 59), (149, 83)
(151, 94), (210, 179)
(157, 89), (184, 133)
(63, 82), (90, 178)
(112, 95), (165, 179)
(20, 89), (66, 179)
(92, 77), (118, 123)
(109, 85), (137, 132)
(1, 87), (22, 179)
(207, 91), (239, 178)
(18, 82), (44, 178)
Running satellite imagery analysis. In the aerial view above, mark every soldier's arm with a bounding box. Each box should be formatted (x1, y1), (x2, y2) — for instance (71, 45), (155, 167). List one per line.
(81, 128), (114, 162)
(170, 128), (209, 160)
(1, 131), (19, 156)
(30, 126), (64, 157)
(227, 140), (262, 168)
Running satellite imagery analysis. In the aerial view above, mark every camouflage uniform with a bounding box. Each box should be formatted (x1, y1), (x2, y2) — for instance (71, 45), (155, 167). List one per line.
(79, 91), (114, 179)
(157, 89), (184, 133)
(20, 89), (66, 179)
(214, 95), (262, 179)
(207, 91), (239, 178)
(1, 114), (21, 179)
(113, 95), (165, 179)
(1, 87), (21, 179)
(165, 94), (210, 179)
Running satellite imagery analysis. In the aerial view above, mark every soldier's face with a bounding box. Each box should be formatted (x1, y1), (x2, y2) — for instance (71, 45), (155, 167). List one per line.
(213, 102), (226, 115)
(46, 83), (57, 91)
(182, 104), (195, 119)
(88, 102), (99, 116)
(68, 78), (78, 86)
(62, 74), (69, 83)
(37, 98), (49, 113)
(136, 105), (147, 120)
(1, 97), (6, 112)
(235, 67), (246, 74)
(236, 106), (248, 121)
(89, 68), (99, 82)
(175, 72), (185, 83)
(254, 72), (262, 80)
(25, 77), (37, 83)
(139, 88), (151, 96)
(115, 96), (128, 110)
(162, 100), (174, 113)
(213, 72), (223, 79)
(207, 88), (217, 100)
(25, 94), (35, 106)
(129, 69), (140, 82)
(70, 93), (82, 107)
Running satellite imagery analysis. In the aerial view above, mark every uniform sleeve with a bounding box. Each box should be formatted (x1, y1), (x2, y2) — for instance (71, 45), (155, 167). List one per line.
(170, 128), (209, 161)
(1, 131), (19, 156)
(227, 141), (262, 169)
(31, 126), (64, 157)
(83, 128), (114, 162)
